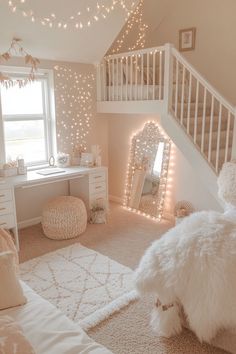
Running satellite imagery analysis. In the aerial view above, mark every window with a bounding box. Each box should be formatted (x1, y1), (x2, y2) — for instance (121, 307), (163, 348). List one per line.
(0, 70), (56, 167)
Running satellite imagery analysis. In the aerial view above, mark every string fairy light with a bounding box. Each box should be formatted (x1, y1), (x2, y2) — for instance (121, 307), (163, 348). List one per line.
(111, 0), (148, 54)
(123, 121), (171, 222)
(54, 65), (95, 152)
(164, 144), (176, 218)
(8, 0), (136, 30)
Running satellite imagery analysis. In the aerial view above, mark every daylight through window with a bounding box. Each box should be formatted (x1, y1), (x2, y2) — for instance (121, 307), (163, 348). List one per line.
(0, 74), (54, 166)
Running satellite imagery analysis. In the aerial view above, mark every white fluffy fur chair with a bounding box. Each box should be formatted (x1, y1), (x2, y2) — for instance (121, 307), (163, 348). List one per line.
(135, 161), (236, 344)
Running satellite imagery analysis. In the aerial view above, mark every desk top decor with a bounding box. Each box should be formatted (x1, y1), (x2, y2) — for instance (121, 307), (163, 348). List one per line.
(174, 200), (195, 219)
(0, 161), (18, 178)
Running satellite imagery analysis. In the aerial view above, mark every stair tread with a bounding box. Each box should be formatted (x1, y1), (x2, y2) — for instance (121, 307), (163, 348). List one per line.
(183, 115), (228, 120)
(196, 131), (233, 138)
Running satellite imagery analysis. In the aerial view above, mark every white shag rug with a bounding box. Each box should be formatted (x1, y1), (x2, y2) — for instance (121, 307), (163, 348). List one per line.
(19, 243), (138, 331)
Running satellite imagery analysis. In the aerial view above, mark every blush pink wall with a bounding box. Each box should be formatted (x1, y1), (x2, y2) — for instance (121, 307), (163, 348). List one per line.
(1, 58), (108, 222)
(146, 0), (236, 105)
(2, 57), (108, 166)
(107, 113), (222, 215)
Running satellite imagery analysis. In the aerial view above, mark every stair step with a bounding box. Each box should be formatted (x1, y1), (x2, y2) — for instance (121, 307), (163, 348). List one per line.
(208, 148), (231, 170)
(175, 103), (212, 117)
(182, 116), (229, 132)
(196, 131), (233, 150)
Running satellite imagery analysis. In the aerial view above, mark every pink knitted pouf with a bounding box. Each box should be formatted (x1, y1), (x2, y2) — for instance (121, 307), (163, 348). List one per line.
(42, 196), (87, 240)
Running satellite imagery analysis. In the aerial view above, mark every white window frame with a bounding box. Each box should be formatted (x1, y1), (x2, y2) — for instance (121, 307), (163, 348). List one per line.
(0, 66), (57, 168)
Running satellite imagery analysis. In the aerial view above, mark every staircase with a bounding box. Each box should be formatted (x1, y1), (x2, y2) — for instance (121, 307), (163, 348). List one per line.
(169, 46), (235, 174)
(96, 43), (236, 205)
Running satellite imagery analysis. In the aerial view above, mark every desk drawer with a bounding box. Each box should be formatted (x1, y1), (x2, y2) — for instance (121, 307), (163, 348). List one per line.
(0, 201), (14, 216)
(90, 192), (107, 207)
(0, 213), (15, 229)
(90, 181), (106, 195)
(89, 171), (106, 184)
(0, 189), (12, 203)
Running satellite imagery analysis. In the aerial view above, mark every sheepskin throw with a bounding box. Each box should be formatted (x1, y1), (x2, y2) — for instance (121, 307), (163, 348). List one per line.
(218, 161), (236, 207)
(135, 161), (236, 344)
(135, 210), (236, 343)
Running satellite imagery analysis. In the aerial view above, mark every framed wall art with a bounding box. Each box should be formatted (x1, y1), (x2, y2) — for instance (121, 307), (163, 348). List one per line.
(179, 27), (196, 52)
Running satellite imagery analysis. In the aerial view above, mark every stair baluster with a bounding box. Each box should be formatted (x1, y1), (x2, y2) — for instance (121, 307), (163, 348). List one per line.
(97, 44), (236, 174)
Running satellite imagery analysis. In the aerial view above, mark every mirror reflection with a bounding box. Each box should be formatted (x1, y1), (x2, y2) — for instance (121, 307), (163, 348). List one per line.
(125, 122), (171, 220)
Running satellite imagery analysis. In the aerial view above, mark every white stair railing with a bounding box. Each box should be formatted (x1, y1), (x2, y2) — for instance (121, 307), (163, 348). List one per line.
(97, 43), (236, 175)
(170, 47), (235, 174)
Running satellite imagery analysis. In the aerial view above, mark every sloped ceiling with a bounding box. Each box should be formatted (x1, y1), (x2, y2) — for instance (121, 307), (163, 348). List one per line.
(0, 0), (139, 63)
(107, 0), (172, 54)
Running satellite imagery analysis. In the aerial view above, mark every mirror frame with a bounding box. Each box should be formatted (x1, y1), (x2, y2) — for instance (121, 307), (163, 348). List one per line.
(124, 121), (171, 221)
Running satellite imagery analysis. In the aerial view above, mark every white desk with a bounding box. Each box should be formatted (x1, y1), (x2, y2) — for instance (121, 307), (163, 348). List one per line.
(0, 166), (108, 249)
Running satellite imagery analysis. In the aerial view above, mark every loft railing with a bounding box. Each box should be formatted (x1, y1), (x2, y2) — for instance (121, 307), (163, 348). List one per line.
(96, 43), (236, 174)
(97, 46), (165, 102)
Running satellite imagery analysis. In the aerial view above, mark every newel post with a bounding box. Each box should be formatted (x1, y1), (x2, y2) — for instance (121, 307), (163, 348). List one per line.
(163, 43), (174, 114)
(231, 109), (236, 160)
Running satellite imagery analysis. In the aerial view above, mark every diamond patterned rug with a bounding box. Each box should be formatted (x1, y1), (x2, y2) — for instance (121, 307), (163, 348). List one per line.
(19, 243), (138, 331)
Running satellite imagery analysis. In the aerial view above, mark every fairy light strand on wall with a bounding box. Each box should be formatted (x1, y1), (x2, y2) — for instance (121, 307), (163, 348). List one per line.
(8, 0), (136, 30)
(111, 0), (148, 54)
(54, 65), (95, 153)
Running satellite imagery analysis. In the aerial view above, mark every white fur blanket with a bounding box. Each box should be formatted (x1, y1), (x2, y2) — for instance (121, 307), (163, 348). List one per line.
(135, 210), (236, 343)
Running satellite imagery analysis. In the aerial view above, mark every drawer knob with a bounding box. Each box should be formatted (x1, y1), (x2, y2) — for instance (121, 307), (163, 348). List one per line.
(94, 176), (102, 179)
(0, 222), (7, 226)
(95, 186), (102, 189)
(0, 194), (5, 197)
(0, 207), (6, 211)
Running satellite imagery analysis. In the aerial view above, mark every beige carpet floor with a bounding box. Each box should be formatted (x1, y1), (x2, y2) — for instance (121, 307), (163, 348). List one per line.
(19, 203), (227, 354)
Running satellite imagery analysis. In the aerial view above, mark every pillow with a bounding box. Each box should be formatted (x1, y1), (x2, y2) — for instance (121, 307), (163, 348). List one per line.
(0, 252), (26, 310)
(0, 228), (18, 272)
(0, 316), (35, 354)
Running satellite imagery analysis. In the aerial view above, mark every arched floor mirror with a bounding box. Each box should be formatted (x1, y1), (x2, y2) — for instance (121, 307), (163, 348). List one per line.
(124, 121), (171, 220)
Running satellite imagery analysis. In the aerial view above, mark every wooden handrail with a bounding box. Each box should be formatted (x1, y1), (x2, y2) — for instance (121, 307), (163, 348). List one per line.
(104, 46), (165, 60)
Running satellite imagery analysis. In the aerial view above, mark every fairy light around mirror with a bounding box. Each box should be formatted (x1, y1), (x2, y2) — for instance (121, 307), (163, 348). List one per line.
(123, 121), (171, 221)
(8, 0), (136, 30)
(54, 65), (95, 153)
